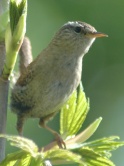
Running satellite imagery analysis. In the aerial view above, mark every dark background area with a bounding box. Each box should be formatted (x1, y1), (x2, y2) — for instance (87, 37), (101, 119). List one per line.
(6, 1), (124, 165)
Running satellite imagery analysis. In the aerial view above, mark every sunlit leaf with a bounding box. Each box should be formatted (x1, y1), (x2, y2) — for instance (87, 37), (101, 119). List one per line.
(0, 135), (38, 157)
(10, 0), (27, 35)
(44, 149), (84, 165)
(0, 150), (30, 166)
(81, 136), (124, 158)
(2, 0), (27, 79)
(66, 117), (102, 149)
(15, 153), (31, 166)
(60, 83), (89, 138)
(75, 147), (115, 166)
(29, 157), (43, 166)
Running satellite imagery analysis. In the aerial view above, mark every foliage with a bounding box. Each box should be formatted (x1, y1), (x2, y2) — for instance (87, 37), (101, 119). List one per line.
(2, 0), (27, 80)
(0, 83), (124, 166)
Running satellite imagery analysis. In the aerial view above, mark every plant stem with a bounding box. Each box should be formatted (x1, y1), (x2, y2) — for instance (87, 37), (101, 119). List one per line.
(0, 42), (9, 161)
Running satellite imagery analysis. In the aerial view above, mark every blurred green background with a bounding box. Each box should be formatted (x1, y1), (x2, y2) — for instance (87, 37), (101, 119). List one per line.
(6, 0), (124, 165)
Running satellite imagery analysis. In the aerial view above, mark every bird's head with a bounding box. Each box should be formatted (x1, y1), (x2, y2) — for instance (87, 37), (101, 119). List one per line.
(52, 21), (107, 56)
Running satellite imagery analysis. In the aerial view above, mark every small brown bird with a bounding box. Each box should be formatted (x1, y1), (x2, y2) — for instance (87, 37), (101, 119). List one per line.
(11, 21), (107, 148)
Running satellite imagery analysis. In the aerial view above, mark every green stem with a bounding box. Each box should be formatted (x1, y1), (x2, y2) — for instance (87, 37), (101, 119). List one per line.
(2, 0), (27, 80)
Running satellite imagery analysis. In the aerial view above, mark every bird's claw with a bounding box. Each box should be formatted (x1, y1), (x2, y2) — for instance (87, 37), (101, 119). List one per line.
(54, 133), (66, 149)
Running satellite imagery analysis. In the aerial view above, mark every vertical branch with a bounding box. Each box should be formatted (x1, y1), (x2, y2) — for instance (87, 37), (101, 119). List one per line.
(0, 42), (9, 161)
(0, 0), (27, 161)
(0, 0), (9, 161)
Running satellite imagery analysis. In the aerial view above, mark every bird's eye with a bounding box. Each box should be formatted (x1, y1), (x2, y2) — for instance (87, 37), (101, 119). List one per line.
(74, 26), (82, 33)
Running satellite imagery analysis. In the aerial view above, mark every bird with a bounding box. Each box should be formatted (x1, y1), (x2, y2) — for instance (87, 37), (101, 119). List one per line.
(11, 21), (107, 148)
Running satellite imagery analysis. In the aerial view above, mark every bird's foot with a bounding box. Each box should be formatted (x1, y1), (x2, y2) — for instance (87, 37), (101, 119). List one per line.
(39, 118), (66, 149)
(53, 132), (66, 149)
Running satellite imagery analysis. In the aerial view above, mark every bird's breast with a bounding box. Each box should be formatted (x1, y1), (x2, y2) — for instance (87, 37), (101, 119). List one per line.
(43, 56), (82, 112)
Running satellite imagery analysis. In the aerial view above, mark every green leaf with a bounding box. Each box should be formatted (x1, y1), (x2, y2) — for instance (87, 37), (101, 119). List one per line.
(81, 136), (124, 158)
(2, 0), (27, 80)
(70, 136), (124, 166)
(28, 157), (43, 166)
(0, 150), (44, 166)
(0, 134), (124, 166)
(0, 150), (31, 166)
(10, 0), (27, 35)
(76, 147), (115, 166)
(66, 117), (102, 149)
(0, 135), (38, 156)
(0, 135), (45, 165)
(60, 83), (89, 139)
(44, 149), (84, 165)
(14, 153), (31, 166)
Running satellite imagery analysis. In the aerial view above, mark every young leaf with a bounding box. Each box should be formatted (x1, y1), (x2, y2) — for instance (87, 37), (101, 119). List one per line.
(44, 149), (84, 165)
(76, 147), (115, 166)
(0, 135), (38, 157)
(81, 136), (124, 158)
(0, 150), (30, 166)
(66, 117), (102, 149)
(60, 83), (89, 139)
(2, 0), (27, 80)
(10, 0), (27, 35)
(29, 157), (44, 166)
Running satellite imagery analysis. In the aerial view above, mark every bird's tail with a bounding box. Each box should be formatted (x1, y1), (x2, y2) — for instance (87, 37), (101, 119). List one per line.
(11, 37), (33, 87)
(19, 37), (33, 74)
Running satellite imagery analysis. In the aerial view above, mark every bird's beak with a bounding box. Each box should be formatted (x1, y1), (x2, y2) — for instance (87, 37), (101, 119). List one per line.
(86, 32), (108, 38)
